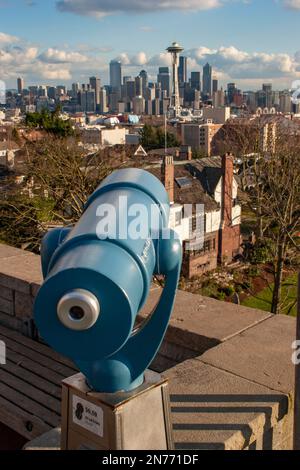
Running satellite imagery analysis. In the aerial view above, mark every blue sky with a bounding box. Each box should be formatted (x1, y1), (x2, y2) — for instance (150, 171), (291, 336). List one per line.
(1, 0), (300, 89)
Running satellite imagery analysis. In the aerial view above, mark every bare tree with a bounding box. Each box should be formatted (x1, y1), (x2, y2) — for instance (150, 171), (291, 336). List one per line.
(24, 136), (115, 223)
(220, 117), (300, 314)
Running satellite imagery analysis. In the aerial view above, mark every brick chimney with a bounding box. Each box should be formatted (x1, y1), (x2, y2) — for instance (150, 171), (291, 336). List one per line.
(221, 152), (234, 227)
(162, 155), (174, 204)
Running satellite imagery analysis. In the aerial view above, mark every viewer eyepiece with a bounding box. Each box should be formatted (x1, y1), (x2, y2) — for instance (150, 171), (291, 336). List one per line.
(57, 289), (100, 331)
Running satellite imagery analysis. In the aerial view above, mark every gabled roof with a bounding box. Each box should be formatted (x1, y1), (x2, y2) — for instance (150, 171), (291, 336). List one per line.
(186, 156), (223, 196)
(0, 141), (19, 151)
(149, 164), (219, 212)
(133, 145), (148, 157)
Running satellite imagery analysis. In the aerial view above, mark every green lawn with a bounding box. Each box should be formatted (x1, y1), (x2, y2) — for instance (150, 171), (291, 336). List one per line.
(242, 274), (298, 316)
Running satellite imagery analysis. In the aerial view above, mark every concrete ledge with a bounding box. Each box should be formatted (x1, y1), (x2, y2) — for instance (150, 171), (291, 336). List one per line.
(140, 288), (272, 361)
(199, 315), (296, 395)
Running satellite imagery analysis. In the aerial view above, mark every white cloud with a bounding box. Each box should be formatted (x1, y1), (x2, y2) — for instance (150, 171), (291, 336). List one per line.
(56, 0), (222, 17)
(185, 45), (300, 80)
(0, 32), (19, 45)
(38, 48), (88, 64)
(1, 29), (300, 89)
(283, 0), (300, 9)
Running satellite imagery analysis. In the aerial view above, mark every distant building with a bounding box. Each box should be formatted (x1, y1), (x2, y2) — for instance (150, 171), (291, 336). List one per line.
(212, 77), (218, 93)
(203, 63), (212, 97)
(178, 56), (188, 84)
(89, 77), (101, 107)
(79, 90), (96, 112)
(139, 70), (148, 98)
(99, 88), (108, 114)
(279, 92), (291, 113)
(227, 83), (237, 105)
(110, 60), (122, 91)
(0, 141), (19, 168)
(213, 89), (225, 108)
(182, 121), (223, 156)
(132, 96), (145, 115)
(191, 72), (201, 92)
(157, 67), (171, 98)
(79, 126), (127, 147)
(17, 77), (24, 95)
(149, 153), (241, 277)
(202, 107), (230, 124)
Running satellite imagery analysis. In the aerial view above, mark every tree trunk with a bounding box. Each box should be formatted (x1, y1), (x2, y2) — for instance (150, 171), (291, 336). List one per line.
(271, 236), (286, 315)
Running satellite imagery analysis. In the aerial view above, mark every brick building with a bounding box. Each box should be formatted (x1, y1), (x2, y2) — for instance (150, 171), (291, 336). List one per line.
(149, 153), (241, 278)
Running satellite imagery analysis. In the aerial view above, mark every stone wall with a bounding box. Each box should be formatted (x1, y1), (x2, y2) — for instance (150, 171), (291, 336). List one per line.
(0, 243), (297, 450)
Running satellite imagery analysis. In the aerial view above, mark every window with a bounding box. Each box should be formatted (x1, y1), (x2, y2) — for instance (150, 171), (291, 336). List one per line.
(204, 240), (211, 252)
(175, 211), (182, 227)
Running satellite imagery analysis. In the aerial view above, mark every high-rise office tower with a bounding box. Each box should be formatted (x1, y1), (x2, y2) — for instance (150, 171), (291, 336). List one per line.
(212, 77), (218, 94)
(178, 56), (188, 84)
(213, 88), (225, 108)
(17, 77), (24, 94)
(126, 80), (136, 101)
(227, 83), (237, 105)
(139, 70), (148, 98)
(135, 75), (143, 97)
(263, 83), (272, 94)
(56, 85), (66, 95)
(279, 92), (291, 113)
(79, 89), (96, 112)
(191, 72), (201, 91)
(47, 87), (56, 100)
(203, 63), (212, 97)
(100, 88), (108, 113)
(72, 82), (80, 98)
(167, 42), (184, 117)
(262, 83), (273, 109)
(157, 67), (171, 98)
(89, 77), (101, 106)
(110, 60), (122, 91)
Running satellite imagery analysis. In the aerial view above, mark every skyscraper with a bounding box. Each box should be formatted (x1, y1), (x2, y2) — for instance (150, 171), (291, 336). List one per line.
(178, 56), (188, 84)
(212, 77), (218, 94)
(227, 83), (237, 105)
(139, 70), (148, 98)
(100, 88), (108, 113)
(203, 63), (212, 97)
(110, 60), (122, 91)
(157, 67), (171, 98)
(89, 76), (101, 107)
(191, 72), (201, 91)
(17, 77), (24, 94)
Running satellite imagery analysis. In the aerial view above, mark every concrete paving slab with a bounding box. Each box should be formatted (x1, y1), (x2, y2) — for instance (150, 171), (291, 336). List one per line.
(199, 315), (296, 395)
(0, 245), (34, 260)
(140, 289), (272, 355)
(0, 253), (42, 294)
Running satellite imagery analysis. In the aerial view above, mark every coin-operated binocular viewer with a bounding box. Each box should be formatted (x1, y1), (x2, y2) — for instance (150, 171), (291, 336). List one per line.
(34, 169), (182, 450)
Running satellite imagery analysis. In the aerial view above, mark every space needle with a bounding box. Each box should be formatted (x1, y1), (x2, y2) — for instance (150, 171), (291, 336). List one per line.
(166, 41), (184, 118)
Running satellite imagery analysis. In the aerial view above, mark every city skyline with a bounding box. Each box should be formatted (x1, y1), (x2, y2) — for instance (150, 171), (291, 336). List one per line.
(1, 0), (300, 89)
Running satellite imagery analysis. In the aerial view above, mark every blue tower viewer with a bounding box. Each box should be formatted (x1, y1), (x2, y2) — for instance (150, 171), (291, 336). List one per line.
(34, 168), (182, 393)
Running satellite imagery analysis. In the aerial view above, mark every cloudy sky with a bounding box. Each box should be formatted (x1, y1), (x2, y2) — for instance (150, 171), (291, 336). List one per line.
(1, 0), (300, 90)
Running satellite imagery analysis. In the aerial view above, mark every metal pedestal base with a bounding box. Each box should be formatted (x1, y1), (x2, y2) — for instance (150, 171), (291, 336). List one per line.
(61, 370), (174, 450)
